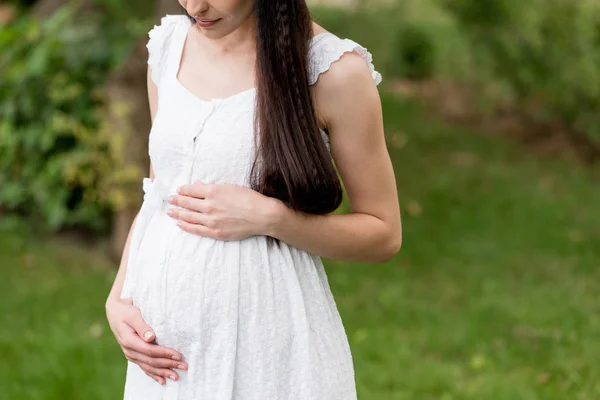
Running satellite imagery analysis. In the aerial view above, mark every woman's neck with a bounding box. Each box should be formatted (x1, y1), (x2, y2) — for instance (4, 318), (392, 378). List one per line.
(191, 12), (257, 58)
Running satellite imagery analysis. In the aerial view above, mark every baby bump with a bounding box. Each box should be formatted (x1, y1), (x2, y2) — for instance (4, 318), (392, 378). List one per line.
(133, 227), (341, 348)
(130, 224), (241, 347)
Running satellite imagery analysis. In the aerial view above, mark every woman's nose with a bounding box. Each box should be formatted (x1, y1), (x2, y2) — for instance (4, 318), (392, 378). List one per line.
(185, 0), (210, 16)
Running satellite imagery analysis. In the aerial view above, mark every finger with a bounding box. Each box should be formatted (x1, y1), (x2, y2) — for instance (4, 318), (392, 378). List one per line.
(177, 182), (214, 198)
(176, 220), (221, 239)
(124, 348), (188, 371)
(145, 371), (165, 385)
(123, 351), (166, 385)
(119, 324), (184, 361)
(168, 194), (207, 213)
(123, 306), (156, 343)
(168, 208), (209, 225)
(136, 361), (180, 381)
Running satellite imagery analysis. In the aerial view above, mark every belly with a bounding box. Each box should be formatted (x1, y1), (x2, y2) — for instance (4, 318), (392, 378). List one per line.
(128, 213), (355, 397)
(130, 213), (329, 342)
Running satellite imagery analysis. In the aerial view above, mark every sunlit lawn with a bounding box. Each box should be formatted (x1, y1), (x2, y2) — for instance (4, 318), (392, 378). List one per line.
(1, 94), (599, 399)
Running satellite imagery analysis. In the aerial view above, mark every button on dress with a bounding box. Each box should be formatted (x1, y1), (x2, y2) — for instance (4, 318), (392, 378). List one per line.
(119, 14), (382, 400)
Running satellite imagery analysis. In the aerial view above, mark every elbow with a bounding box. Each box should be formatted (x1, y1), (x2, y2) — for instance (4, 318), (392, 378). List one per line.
(386, 232), (403, 262)
(373, 228), (402, 264)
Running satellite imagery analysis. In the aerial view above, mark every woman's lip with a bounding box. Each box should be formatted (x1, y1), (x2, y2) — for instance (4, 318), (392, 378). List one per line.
(196, 18), (221, 27)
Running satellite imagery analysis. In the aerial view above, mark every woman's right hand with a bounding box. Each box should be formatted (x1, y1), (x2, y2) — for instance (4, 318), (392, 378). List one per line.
(105, 296), (188, 385)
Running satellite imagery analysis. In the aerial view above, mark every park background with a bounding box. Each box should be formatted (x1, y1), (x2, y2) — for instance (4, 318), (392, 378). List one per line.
(1, 0), (599, 398)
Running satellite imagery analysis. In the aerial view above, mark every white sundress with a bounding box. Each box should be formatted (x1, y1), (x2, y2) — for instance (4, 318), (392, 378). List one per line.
(119, 13), (382, 400)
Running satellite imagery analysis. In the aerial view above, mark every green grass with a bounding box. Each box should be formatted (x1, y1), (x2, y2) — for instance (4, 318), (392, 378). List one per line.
(1, 94), (599, 399)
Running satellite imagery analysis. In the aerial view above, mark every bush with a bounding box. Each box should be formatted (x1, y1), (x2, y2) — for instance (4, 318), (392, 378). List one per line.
(312, 1), (473, 81)
(316, 0), (600, 148)
(388, 0), (473, 81)
(0, 6), (144, 231)
(443, 0), (600, 144)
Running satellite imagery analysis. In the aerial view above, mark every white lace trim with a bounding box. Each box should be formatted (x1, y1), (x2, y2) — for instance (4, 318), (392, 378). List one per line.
(308, 33), (383, 86)
(146, 14), (186, 86)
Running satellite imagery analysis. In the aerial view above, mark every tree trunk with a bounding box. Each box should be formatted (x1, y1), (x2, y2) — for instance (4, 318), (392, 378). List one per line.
(108, 0), (184, 261)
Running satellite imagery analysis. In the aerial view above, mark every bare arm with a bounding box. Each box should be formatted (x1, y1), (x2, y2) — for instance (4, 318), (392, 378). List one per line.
(106, 64), (157, 303)
(268, 52), (401, 263)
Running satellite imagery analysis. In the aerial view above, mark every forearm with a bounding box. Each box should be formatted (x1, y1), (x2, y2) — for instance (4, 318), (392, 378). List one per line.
(106, 212), (139, 305)
(267, 200), (401, 263)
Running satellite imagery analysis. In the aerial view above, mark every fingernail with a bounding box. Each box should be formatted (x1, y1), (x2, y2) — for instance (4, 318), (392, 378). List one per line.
(144, 331), (154, 340)
(172, 355), (181, 361)
(170, 374), (177, 380)
(178, 364), (186, 370)
(168, 195), (175, 203)
(167, 209), (174, 216)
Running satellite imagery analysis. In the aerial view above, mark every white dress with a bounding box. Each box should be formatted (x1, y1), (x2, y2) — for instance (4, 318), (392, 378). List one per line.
(119, 14), (382, 400)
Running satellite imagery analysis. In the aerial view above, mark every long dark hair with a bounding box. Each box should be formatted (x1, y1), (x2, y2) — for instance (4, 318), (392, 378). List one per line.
(185, 1), (343, 248)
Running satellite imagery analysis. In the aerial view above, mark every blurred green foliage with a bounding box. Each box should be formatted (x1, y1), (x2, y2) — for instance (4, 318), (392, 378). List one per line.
(315, 0), (600, 141)
(313, 1), (474, 80)
(0, 5), (146, 231)
(445, 0), (600, 142)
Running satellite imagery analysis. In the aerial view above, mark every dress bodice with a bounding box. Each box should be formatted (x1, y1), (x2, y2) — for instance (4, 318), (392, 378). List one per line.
(143, 14), (382, 208)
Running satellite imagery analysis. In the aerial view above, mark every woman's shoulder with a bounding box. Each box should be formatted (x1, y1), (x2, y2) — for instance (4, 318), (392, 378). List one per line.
(307, 23), (383, 134)
(308, 23), (382, 87)
(147, 14), (189, 49)
(150, 13), (189, 31)
(146, 14), (190, 86)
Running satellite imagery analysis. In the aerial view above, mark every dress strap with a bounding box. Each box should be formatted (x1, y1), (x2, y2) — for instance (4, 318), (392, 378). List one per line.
(146, 14), (190, 87)
(163, 16), (193, 80)
(308, 32), (383, 86)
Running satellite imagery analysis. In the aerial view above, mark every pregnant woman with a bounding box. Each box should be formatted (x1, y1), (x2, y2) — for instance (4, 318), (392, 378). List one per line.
(105, 0), (401, 398)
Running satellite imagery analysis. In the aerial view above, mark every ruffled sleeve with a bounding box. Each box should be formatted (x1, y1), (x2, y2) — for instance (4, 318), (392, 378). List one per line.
(147, 14), (186, 87)
(308, 33), (383, 86)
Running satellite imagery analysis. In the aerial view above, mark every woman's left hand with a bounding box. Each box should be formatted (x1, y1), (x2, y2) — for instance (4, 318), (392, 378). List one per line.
(167, 181), (282, 240)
